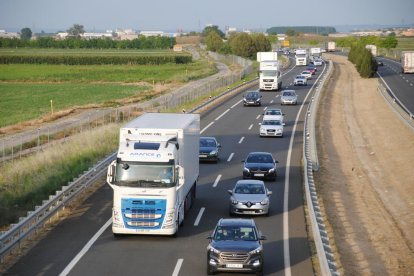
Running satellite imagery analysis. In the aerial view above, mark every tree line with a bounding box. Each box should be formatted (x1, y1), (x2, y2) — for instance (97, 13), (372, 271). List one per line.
(0, 36), (176, 49)
(267, 26), (337, 36)
(336, 35), (398, 49)
(203, 26), (271, 59)
(348, 43), (377, 78)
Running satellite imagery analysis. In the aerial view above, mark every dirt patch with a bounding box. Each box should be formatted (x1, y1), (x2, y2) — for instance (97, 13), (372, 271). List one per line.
(315, 54), (414, 275)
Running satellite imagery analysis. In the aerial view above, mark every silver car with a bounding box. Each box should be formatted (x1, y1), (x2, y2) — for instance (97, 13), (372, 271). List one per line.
(280, 90), (298, 105)
(259, 119), (284, 137)
(228, 180), (272, 216)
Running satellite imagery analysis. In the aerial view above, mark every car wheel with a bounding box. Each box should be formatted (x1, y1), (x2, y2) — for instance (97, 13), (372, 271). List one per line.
(207, 257), (215, 275)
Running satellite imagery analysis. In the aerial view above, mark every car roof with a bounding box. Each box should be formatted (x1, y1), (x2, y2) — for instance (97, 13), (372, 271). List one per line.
(282, 90), (296, 93)
(235, 179), (265, 185)
(200, 136), (217, 140)
(218, 218), (255, 227)
(247, 151), (273, 156)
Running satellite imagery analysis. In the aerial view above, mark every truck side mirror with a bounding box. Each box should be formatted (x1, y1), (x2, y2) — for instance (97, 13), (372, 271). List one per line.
(107, 161), (116, 186)
(176, 165), (185, 188)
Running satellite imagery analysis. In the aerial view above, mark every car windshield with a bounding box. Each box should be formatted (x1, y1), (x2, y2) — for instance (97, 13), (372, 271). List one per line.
(265, 110), (281, 116)
(246, 92), (258, 98)
(302, 71), (310, 74)
(296, 76), (305, 79)
(214, 225), (258, 241)
(283, 92), (294, 96)
(200, 138), (216, 147)
(235, 183), (265, 194)
(246, 154), (273, 163)
(262, 120), (281, 126)
(261, 70), (277, 77)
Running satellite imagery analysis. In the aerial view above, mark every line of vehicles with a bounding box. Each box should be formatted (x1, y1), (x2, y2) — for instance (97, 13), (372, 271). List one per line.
(104, 52), (320, 274)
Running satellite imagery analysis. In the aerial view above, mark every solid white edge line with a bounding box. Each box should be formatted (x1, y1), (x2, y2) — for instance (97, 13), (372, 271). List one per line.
(212, 174), (222, 188)
(238, 137), (245, 144)
(215, 109), (230, 121)
(194, 207), (205, 226)
(231, 99), (242, 109)
(200, 122), (214, 134)
(227, 153), (234, 162)
(283, 62), (328, 276)
(59, 218), (112, 276)
(248, 124), (253, 130)
(172, 258), (184, 276)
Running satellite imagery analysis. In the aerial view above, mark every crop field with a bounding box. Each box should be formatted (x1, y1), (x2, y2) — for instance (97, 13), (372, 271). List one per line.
(396, 37), (414, 51)
(0, 49), (216, 128)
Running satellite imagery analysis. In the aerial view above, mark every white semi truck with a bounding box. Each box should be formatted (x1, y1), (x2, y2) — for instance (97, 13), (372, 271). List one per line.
(401, 51), (414, 74)
(107, 113), (200, 236)
(365, 44), (377, 57)
(257, 52), (282, 91)
(295, 49), (308, 66)
(325, 41), (336, 52)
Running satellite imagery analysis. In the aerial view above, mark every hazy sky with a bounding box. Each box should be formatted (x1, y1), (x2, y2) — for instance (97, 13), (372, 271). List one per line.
(1, 0), (413, 32)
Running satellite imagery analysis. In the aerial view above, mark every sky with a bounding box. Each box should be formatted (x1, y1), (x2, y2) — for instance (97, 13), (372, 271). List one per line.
(1, 0), (413, 33)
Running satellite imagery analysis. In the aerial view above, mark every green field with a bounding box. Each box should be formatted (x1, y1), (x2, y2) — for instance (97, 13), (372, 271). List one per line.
(0, 49), (216, 128)
(396, 37), (414, 51)
(0, 48), (187, 56)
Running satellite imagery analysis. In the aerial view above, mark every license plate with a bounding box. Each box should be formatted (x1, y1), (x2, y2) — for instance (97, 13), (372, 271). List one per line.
(226, 264), (243, 268)
(244, 211), (256, 214)
(254, 173), (264, 177)
(199, 155), (207, 158)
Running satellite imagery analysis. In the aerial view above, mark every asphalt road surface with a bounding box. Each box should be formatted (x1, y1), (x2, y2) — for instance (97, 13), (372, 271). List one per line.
(5, 59), (328, 276)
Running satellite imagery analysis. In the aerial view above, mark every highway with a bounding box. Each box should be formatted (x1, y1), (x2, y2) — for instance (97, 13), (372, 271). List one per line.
(371, 57), (414, 114)
(5, 58), (327, 276)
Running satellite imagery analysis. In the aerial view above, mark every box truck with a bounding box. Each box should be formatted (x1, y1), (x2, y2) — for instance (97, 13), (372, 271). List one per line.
(401, 51), (414, 74)
(107, 113), (200, 235)
(325, 41), (336, 52)
(295, 49), (308, 66)
(259, 60), (282, 91)
(257, 51), (278, 62)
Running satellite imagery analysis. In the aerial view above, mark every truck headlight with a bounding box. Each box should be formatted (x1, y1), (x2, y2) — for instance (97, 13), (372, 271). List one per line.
(164, 210), (175, 225)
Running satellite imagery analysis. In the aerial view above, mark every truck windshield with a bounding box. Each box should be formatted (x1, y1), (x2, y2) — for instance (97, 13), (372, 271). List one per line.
(261, 70), (278, 77)
(114, 163), (175, 188)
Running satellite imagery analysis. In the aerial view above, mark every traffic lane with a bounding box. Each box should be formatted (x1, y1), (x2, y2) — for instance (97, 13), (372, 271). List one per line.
(377, 64), (414, 113)
(4, 184), (113, 276)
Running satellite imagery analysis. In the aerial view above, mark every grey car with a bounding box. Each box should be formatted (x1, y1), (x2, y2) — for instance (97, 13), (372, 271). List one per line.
(280, 90), (298, 105)
(228, 180), (272, 216)
(207, 218), (266, 275)
(243, 91), (262, 106)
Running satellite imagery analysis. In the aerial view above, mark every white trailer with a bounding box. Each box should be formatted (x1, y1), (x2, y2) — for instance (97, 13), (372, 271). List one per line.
(295, 49), (308, 66)
(401, 51), (414, 74)
(107, 113), (200, 236)
(257, 51), (278, 62)
(325, 41), (336, 52)
(365, 44), (377, 57)
(259, 60), (282, 91)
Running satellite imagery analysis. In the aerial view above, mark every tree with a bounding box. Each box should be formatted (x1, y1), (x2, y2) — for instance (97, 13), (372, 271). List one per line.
(228, 33), (255, 58)
(67, 24), (85, 37)
(202, 25), (225, 38)
(20, 27), (32, 41)
(251, 33), (271, 53)
(285, 29), (296, 37)
(205, 31), (224, 52)
(380, 36), (398, 49)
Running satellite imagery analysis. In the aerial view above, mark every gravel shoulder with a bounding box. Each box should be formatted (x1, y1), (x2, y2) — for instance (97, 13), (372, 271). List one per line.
(315, 54), (414, 275)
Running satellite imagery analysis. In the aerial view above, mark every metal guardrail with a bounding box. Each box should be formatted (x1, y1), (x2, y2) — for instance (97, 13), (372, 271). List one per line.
(303, 60), (339, 276)
(377, 78), (414, 131)
(0, 153), (115, 264)
(0, 55), (257, 265)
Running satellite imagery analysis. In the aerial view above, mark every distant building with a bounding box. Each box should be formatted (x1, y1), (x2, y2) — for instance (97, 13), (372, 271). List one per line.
(81, 32), (113, 39)
(0, 30), (19, 38)
(140, 31), (165, 37)
(328, 33), (351, 38)
(401, 28), (414, 36)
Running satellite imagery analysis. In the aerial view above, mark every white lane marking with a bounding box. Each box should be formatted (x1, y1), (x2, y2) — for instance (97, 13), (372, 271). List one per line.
(200, 122), (214, 134)
(194, 207), (205, 226)
(227, 153), (234, 162)
(238, 137), (245, 144)
(256, 114), (261, 120)
(283, 61), (328, 276)
(215, 109), (230, 121)
(212, 174), (222, 187)
(172, 259), (184, 276)
(263, 106), (267, 111)
(59, 218), (112, 276)
(248, 124), (253, 130)
(270, 100), (274, 104)
(231, 100), (242, 109)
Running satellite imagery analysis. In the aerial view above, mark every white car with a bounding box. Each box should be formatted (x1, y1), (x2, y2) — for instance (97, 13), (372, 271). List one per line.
(260, 119), (284, 137)
(294, 75), (307, 86)
(263, 108), (285, 125)
(313, 59), (323, 66)
(300, 70), (312, 80)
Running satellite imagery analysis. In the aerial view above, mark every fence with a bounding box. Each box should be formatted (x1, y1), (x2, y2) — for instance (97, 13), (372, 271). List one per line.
(0, 51), (253, 164)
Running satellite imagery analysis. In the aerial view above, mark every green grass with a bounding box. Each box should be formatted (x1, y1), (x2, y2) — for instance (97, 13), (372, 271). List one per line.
(0, 60), (214, 83)
(0, 83), (149, 127)
(0, 124), (119, 228)
(396, 37), (414, 51)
